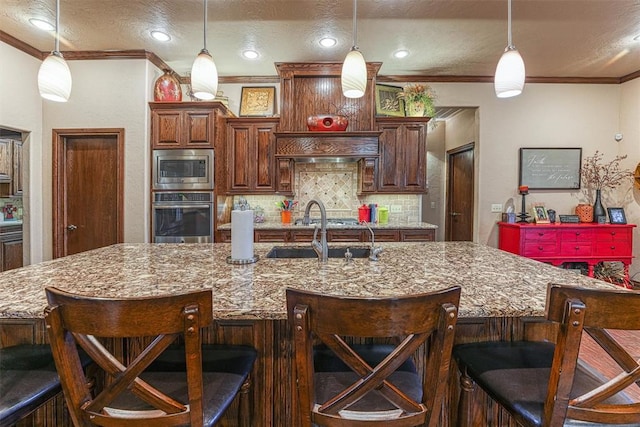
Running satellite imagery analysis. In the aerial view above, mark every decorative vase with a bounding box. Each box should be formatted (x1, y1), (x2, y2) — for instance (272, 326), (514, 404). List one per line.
(306, 115), (348, 131)
(153, 70), (182, 102)
(575, 204), (593, 223)
(406, 101), (425, 117)
(593, 189), (606, 222)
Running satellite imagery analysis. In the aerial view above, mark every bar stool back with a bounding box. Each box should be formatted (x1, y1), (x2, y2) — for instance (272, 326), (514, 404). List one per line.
(44, 287), (256, 427)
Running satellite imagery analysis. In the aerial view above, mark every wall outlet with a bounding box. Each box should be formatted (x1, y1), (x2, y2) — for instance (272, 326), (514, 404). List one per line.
(390, 205), (402, 213)
(491, 204), (503, 213)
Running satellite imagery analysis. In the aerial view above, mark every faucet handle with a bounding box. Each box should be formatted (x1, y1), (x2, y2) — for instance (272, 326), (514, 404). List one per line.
(312, 224), (319, 241)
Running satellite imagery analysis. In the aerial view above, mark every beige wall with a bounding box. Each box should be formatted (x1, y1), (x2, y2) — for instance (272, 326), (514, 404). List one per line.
(4, 42), (639, 277)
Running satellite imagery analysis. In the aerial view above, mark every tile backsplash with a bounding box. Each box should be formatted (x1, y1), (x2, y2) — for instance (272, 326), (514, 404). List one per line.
(217, 163), (421, 224)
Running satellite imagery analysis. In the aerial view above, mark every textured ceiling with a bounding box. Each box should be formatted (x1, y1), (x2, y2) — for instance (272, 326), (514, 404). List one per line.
(2, 0), (640, 80)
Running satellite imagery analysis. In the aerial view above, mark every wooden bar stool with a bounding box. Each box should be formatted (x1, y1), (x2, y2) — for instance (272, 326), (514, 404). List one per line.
(287, 286), (460, 426)
(44, 287), (256, 427)
(454, 283), (640, 427)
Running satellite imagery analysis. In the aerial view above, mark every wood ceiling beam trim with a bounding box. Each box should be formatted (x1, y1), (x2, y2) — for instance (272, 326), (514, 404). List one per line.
(0, 30), (44, 60)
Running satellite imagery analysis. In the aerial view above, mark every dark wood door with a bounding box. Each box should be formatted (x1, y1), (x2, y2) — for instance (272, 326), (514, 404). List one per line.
(446, 143), (474, 241)
(53, 129), (124, 258)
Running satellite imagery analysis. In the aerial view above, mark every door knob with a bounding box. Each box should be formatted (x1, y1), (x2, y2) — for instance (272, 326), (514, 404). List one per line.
(66, 224), (77, 231)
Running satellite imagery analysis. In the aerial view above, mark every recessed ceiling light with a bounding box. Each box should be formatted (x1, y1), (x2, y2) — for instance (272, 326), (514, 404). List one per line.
(150, 31), (171, 42)
(394, 49), (410, 59)
(29, 18), (55, 31)
(319, 37), (337, 48)
(242, 50), (260, 59)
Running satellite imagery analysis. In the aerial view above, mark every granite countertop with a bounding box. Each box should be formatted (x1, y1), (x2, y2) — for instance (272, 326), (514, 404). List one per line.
(218, 220), (438, 230)
(0, 242), (616, 321)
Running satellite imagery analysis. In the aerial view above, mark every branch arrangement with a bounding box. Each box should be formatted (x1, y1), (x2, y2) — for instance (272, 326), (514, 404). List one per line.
(580, 151), (632, 191)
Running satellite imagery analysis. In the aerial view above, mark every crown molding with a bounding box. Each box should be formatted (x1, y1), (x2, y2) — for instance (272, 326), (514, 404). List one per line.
(1, 32), (637, 85)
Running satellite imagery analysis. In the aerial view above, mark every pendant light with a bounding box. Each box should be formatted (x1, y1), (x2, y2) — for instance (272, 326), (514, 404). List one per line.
(494, 0), (525, 98)
(38, 0), (72, 102)
(190, 0), (218, 100)
(341, 0), (367, 98)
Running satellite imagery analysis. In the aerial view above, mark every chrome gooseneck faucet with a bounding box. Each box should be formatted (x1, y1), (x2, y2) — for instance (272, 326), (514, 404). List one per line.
(303, 199), (328, 262)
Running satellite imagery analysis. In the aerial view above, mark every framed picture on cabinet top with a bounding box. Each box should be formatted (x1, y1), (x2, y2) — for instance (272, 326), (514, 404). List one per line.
(239, 86), (276, 117)
(375, 84), (405, 117)
(532, 204), (550, 224)
(607, 207), (627, 224)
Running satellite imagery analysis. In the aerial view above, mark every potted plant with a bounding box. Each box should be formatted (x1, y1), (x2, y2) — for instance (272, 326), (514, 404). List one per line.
(580, 150), (632, 221)
(398, 84), (436, 117)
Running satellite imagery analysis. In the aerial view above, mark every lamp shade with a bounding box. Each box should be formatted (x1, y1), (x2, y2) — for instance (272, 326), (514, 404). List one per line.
(38, 52), (72, 102)
(341, 48), (367, 98)
(494, 47), (525, 98)
(190, 49), (218, 100)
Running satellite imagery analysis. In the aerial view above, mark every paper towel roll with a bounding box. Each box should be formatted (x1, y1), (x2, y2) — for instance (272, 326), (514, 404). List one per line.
(231, 210), (254, 260)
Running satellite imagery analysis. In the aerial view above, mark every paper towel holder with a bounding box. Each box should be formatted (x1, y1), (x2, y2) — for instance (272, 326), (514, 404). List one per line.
(226, 255), (259, 265)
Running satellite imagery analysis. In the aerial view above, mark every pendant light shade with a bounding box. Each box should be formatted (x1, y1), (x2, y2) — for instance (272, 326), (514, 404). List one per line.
(494, 47), (525, 98)
(341, 0), (367, 99)
(191, 0), (218, 100)
(341, 48), (367, 98)
(38, 0), (71, 102)
(38, 52), (72, 102)
(494, 0), (525, 98)
(191, 49), (218, 100)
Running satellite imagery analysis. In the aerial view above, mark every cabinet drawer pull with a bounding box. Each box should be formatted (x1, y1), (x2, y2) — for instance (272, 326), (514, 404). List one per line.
(575, 246), (580, 250)
(611, 246), (616, 250)
(538, 232), (544, 236)
(611, 232), (616, 236)
(538, 246), (544, 251)
(575, 232), (580, 236)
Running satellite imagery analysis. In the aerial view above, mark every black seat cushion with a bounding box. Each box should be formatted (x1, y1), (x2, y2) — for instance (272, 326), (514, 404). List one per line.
(110, 344), (257, 426)
(312, 344), (422, 418)
(0, 344), (90, 427)
(453, 341), (635, 427)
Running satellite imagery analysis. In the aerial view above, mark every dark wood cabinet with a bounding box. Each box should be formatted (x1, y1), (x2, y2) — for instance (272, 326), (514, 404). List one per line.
(12, 140), (22, 196)
(218, 227), (435, 243)
(0, 139), (23, 197)
(150, 102), (230, 149)
(0, 225), (23, 271)
(375, 117), (429, 193)
(227, 118), (278, 194)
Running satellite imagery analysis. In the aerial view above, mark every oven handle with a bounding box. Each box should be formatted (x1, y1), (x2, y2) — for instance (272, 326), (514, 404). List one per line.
(153, 204), (212, 210)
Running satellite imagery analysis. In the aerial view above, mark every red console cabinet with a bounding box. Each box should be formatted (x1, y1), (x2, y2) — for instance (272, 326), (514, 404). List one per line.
(498, 222), (635, 281)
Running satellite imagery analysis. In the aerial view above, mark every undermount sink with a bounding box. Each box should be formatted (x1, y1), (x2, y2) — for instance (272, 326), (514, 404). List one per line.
(266, 246), (371, 259)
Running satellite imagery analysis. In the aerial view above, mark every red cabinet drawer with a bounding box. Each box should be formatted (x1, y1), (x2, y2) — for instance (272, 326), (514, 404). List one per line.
(596, 228), (630, 242)
(595, 242), (632, 256)
(523, 243), (558, 256)
(560, 229), (594, 242)
(560, 242), (592, 256)
(523, 229), (557, 242)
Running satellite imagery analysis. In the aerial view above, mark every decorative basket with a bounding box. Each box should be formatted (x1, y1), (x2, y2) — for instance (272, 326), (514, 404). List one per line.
(575, 204), (593, 223)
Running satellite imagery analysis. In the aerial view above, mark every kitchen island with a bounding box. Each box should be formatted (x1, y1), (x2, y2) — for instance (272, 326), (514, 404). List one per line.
(0, 242), (618, 426)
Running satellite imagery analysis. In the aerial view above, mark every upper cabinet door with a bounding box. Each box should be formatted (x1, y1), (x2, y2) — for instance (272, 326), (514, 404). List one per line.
(376, 117), (429, 193)
(150, 103), (223, 149)
(226, 118), (278, 194)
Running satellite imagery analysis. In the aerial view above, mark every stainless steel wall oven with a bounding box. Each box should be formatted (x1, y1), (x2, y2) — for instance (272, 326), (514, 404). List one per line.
(152, 192), (214, 243)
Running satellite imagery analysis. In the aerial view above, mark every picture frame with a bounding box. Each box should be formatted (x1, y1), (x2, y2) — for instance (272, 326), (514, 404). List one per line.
(607, 207), (627, 224)
(239, 86), (276, 117)
(375, 84), (405, 117)
(532, 204), (550, 224)
(519, 147), (582, 190)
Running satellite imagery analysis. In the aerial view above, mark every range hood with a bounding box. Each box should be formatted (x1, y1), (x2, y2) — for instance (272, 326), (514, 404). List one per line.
(274, 131), (381, 162)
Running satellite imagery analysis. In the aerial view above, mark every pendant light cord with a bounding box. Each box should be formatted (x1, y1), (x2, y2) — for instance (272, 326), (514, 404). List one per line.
(55, 0), (60, 53)
(507, 0), (513, 48)
(203, 0), (208, 51)
(352, 0), (358, 49)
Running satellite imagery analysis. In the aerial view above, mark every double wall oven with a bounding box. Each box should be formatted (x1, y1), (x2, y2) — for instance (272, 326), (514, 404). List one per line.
(152, 149), (215, 243)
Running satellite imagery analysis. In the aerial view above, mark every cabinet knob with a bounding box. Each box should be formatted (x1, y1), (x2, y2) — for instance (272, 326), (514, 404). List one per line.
(611, 246), (616, 250)
(66, 224), (77, 231)
(538, 232), (544, 236)
(538, 246), (543, 251)
(575, 246), (580, 250)
(575, 232), (580, 236)
(611, 232), (616, 236)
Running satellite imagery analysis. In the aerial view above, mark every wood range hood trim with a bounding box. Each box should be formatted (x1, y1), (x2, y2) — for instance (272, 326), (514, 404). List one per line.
(274, 131), (381, 161)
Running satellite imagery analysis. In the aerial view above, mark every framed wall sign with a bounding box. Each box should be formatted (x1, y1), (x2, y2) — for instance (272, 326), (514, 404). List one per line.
(239, 86), (276, 117)
(519, 148), (582, 190)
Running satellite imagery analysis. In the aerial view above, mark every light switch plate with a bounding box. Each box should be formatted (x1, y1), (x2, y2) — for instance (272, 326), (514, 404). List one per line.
(491, 204), (503, 213)
(390, 205), (402, 213)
